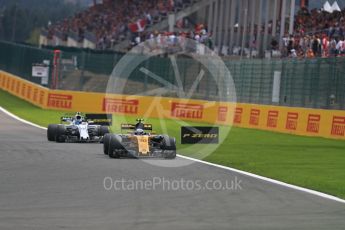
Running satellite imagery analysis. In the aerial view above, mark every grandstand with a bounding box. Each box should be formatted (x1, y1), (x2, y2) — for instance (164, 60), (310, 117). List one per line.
(39, 0), (345, 59)
(40, 0), (203, 50)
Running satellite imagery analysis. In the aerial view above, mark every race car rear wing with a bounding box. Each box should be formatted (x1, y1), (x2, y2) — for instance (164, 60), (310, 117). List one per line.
(86, 114), (113, 126)
(61, 114), (79, 123)
(61, 117), (73, 122)
(121, 124), (153, 131)
(60, 113), (112, 125)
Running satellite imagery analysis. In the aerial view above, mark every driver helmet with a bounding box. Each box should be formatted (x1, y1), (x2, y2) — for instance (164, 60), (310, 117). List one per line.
(135, 128), (144, 135)
(75, 113), (82, 124)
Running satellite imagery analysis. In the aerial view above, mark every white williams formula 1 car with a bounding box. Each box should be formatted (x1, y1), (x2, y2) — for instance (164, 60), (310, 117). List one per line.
(47, 113), (111, 143)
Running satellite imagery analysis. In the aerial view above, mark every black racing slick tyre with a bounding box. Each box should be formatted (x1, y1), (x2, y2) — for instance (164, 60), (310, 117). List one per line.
(108, 135), (124, 158)
(56, 125), (67, 143)
(161, 135), (177, 159)
(99, 126), (110, 136)
(103, 133), (111, 155)
(47, 124), (58, 141)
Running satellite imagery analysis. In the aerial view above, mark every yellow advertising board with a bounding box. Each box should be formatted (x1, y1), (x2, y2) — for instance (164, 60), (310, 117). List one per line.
(1, 70), (345, 140)
(232, 103), (345, 140)
(0, 71), (48, 108)
(44, 89), (234, 125)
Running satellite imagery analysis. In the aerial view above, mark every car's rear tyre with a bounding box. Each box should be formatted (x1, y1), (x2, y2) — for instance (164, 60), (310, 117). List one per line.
(47, 124), (58, 141)
(56, 125), (67, 143)
(109, 135), (124, 158)
(103, 133), (111, 155)
(161, 135), (176, 159)
(99, 126), (110, 136)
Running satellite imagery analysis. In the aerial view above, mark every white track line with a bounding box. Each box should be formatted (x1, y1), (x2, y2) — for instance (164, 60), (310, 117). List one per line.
(0, 107), (47, 130)
(1, 106), (345, 204)
(178, 155), (345, 204)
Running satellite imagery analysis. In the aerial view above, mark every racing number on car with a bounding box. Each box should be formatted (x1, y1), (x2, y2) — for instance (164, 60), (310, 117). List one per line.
(137, 136), (149, 155)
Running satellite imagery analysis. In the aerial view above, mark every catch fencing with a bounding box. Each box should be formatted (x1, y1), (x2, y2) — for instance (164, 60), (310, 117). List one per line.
(1, 40), (344, 110)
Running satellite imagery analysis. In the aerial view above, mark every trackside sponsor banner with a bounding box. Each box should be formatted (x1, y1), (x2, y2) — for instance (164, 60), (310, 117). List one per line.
(181, 127), (219, 144)
(0, 71), (48, 108)
(47, 93), (73, 109)
(249, 109), (260, 126)
(103, 98), (138, 114)
(1, 70), (345, 140)
(307, 114), (321, 133)
(267, 110), (279, 128)
(233, 103), (345, 140)
(234, 107), (243, 124)
(286, 112), (299, 131)
(171, 103), (204, 119)
(218, 106), (228, 122)
(331, 116), (345, 137)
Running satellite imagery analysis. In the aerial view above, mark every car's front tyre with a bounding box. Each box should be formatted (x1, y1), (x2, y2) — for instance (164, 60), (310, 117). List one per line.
(103, 133), (111, 155)
(47, 124), (58, 141)
(161, 135), (177, 159)
(108, 135), (124, 158)
(56, 125), (67, 143)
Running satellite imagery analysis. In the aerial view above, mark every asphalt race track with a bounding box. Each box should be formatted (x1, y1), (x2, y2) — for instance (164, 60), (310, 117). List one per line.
(0, 110), (345, 230)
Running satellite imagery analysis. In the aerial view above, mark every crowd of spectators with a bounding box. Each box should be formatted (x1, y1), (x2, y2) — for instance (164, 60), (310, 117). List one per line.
(47, 1), (345, 59)
(130, 23), (213, 50)
(280, 6), (345, 58)
(131, 6), (345, 58)
(280, 34), (345, 58)
(47, 0), (191, 49)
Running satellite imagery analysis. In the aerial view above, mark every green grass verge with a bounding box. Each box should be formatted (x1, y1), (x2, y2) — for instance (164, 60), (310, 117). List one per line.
(1, 89), (345, 199)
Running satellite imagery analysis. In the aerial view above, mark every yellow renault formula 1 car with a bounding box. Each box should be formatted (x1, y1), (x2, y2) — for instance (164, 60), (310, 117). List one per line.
(103, 119), (176, 159)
